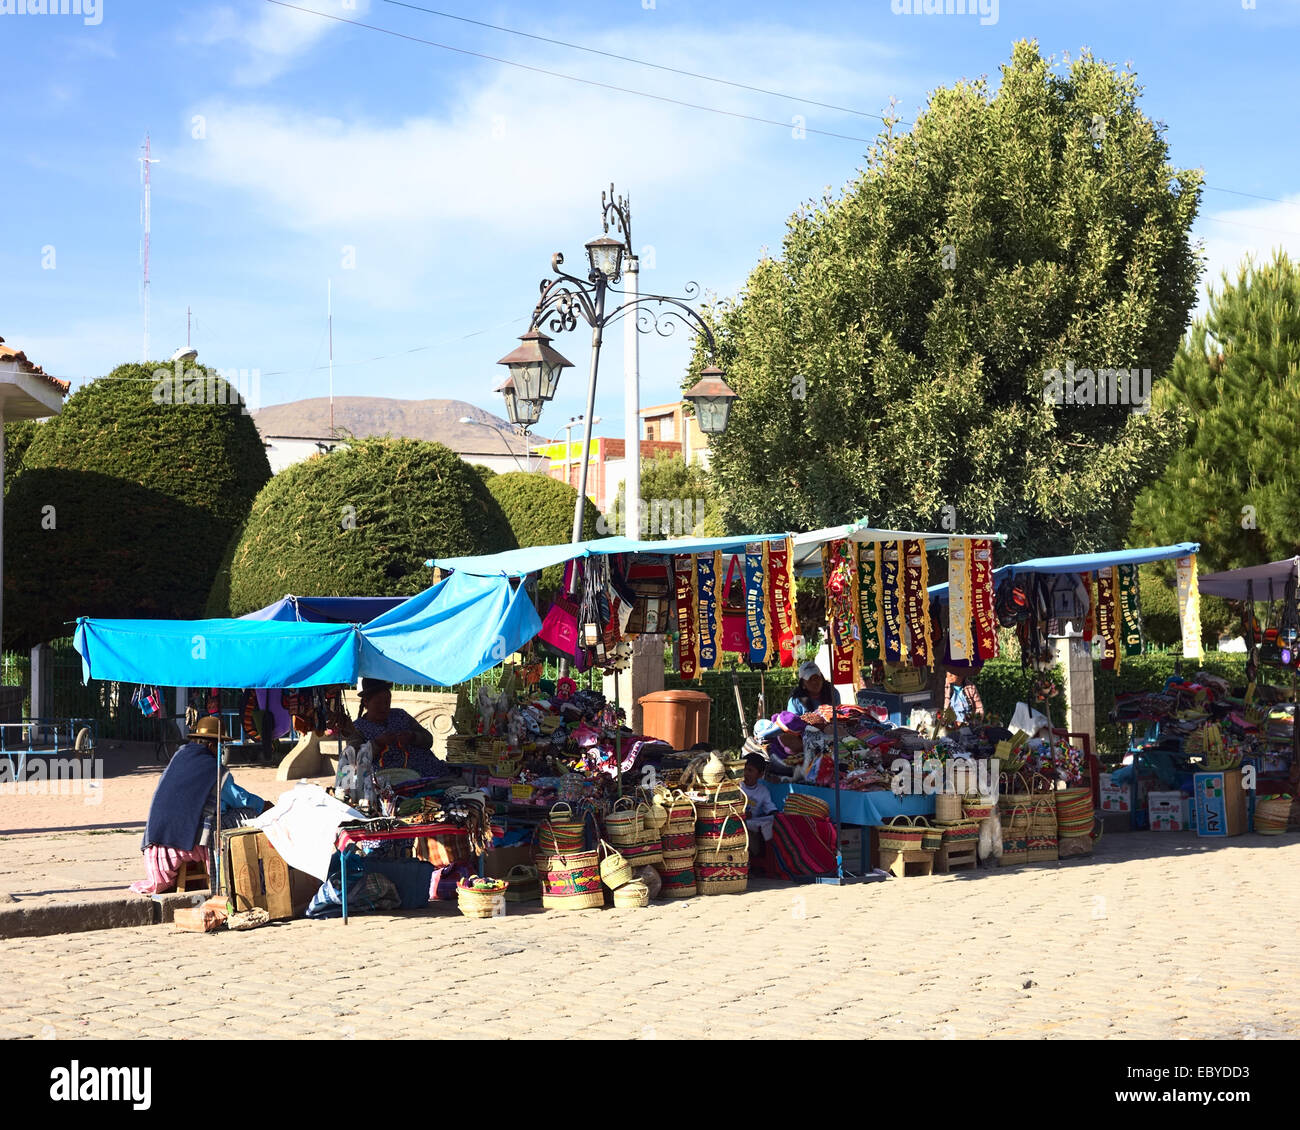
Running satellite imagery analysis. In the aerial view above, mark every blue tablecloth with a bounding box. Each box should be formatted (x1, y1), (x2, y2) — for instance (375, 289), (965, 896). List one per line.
(767, 783), (934, 826)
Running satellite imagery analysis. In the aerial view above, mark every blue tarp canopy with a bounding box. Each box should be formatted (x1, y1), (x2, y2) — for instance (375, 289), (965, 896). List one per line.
(428, 533), (790, 577)
(74, 574), (543, 689)
(928, 542), (1201, 601)
(359, 570), (542, 686)
(73, 617), (358, 689)
(1198, 557), (1300, 602)
(241, 595), (409, 623)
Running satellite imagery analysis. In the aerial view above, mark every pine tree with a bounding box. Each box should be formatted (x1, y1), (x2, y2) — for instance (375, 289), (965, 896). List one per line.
(1130, 251), (1300, 572)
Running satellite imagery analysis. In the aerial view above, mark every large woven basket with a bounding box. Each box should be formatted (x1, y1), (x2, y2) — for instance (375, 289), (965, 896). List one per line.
(612, 879), (650, 908)
(999, 804), (1029, 867)
(963, 797), (996, 821)
(665, 792), (697, 833)
(935, 792), (964, 824)
(605, 797), (643, 844)
(691, 780), (746, 819)
(539, 803), (587, 855)
(1255, 795), (1292, 834)
(695, 812), (747, 854)
(879, 815), (925, 851)
(660, 828), (697, 866)
(940, 820), (980, 845)
(1055, 787), (1095, 838)
(541, 848), (604, 911)
(696, 847), (748, 895)
(658, 864), (696, 899)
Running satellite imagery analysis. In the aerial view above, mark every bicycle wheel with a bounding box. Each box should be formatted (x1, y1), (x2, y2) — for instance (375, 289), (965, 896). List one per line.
(157, 718), (183, 763)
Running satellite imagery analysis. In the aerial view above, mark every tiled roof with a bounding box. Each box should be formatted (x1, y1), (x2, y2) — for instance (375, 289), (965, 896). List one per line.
(0, 337), (71, 396)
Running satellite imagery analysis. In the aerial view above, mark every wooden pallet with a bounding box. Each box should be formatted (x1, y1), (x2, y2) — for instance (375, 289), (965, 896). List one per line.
(879, 847), (933, 878)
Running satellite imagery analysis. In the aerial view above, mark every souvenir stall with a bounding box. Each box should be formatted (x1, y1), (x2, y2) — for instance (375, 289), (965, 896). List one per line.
(926, 542), (1203, 857)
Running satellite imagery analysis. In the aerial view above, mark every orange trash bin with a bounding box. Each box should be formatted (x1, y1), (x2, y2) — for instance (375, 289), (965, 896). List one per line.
(638, 689), (712, 750)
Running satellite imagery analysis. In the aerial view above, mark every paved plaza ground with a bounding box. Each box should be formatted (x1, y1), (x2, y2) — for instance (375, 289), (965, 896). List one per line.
(1, 820), (1295, 1039)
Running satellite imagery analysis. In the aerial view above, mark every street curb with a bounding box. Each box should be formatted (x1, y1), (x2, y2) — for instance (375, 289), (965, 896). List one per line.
(0, 896), (156, 939)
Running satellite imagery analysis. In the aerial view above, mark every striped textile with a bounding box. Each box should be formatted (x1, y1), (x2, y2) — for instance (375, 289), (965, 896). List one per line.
(767, 814), (838, 880)
(129, 845), (211, 894)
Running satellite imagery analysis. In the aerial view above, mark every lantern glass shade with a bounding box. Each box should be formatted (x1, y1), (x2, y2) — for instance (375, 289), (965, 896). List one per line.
(585, 236), (625, 281)
(499, 378), (541, 428)
(683, 367), (737, 436)
(497, 330), (572, 402)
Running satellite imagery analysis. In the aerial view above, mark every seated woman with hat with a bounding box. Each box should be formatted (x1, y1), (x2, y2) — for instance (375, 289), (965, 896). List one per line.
(787, 661), (841, 722)
(129, 716), (266, 895)
(346, 678), (445, 780)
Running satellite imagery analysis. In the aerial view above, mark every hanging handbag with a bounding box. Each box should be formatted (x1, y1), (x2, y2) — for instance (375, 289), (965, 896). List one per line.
(720, 553), (746, 653)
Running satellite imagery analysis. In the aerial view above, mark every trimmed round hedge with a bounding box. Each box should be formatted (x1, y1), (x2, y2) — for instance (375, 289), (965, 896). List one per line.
(486, 471), (603, 596)
(219, 437), (517, 616)
(4, 362), (271, 648)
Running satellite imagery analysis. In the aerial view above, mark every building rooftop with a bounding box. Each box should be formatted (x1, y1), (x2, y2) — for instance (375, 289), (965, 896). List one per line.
(0, 337), (71, 397)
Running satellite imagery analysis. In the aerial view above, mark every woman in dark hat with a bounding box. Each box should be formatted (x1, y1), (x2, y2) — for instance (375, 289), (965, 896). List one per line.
(130, 716), (265, 894)
(348, 678), (444, 779)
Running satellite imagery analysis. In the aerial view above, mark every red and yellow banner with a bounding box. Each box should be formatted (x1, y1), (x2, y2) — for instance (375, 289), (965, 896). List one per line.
(902, 539), (934, 668)
(768, 538), (796, 668)
(822, 539), (858, 685)
(970, 538), (998, 659)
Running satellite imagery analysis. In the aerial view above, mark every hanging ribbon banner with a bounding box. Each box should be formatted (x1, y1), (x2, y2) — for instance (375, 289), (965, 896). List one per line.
(1176, 554), (1202, 661)
(970, 538), (998, 659)
(822, 539), (858, 685)
(902, 539), (933, 668)
(695, 552), (720, 672)
(767, 539), (796, 668)
(674, 555), (697, 680)
(858, 544), (883, 663)
(1118, 563), (1143, 658)
(1096, 566), (1120, 671)
(946, 539), (973, 662)
(880, 541), (906, 663)
(745, 542), (772, 667)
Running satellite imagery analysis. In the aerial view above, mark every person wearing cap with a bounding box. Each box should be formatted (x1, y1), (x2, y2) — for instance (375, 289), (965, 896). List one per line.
(129, 716), (266, 895)
(787, 661), (840, 717)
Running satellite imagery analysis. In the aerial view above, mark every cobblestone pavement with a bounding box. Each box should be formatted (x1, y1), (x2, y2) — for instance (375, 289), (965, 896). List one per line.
(2, 833), (1296, 1040)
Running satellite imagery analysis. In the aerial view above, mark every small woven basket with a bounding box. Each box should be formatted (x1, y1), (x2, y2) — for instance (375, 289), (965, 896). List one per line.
(457, 878), (507, 918)
(935, 792), (964, 824)
(612, 879), (650, 908)
(599, 840), (634, 890)
(879, 815), (925, 851)
(503, 864), (540, 903)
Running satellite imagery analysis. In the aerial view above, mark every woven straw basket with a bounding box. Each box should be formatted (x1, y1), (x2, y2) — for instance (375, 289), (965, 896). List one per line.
(599, 840), (634, 890)
(457, 879), (507, 918)
(612, 879), (650, 908)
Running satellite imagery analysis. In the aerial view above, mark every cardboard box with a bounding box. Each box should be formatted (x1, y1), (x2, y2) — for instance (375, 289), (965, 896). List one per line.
(837, 826), (865, 871)
(1148, 790), (1187, 832)
(224, 828), (317, 919)
(1099, 773), (1131, 813)
(482, 845), (535, 879)
(1193, 769), (1246, 838)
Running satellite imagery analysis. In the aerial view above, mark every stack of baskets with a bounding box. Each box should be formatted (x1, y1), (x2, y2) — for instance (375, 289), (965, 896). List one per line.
(604, 798), (664, 868)
(538, 803), (587, 856)
(693, 781), (749, 896)
(1001, 771), (1058, 864)
(932, 792), (979, 850)
(1055, 786), (1096, 857)
(1254, 795), (1293, 834)
(652, 791), (700, 898)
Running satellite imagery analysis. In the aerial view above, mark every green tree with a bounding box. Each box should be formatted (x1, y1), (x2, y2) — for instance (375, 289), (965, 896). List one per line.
(689, 41), (1201, 557)
(4, 362), (271, 647)
(218, 437), (516, 615)
(608, 451), (721, 539)
(3, 420), (42, 488)
(486, 471), (601, 596)
(1129, 252), (1300, 572)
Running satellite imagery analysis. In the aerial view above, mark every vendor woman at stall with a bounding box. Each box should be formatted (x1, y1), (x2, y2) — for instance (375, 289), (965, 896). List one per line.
(787, 661), (841, 716)
(348, 678), (445, 778)
(129, 717), (266, 895)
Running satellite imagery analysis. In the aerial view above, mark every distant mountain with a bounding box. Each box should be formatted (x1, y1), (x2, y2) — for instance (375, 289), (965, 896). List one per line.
(252, 396), (529, 454)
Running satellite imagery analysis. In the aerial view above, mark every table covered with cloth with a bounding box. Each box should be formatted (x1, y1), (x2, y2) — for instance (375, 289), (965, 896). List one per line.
(766, 783), (934, 826)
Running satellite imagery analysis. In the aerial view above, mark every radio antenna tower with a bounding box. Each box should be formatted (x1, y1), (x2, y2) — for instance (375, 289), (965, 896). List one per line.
(139, 134), (160, 362)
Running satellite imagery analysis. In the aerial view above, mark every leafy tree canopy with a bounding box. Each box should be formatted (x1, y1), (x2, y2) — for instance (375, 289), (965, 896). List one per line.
(486, 471), (601, 596)
(219, 437), (516, 616)
(691, 40), (1202, 559)
(609, 451), (722, 539)
(5, 361), (270, 647)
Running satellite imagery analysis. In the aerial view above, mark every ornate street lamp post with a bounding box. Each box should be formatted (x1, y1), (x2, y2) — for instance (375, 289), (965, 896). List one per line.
(499, 184), (733, 545)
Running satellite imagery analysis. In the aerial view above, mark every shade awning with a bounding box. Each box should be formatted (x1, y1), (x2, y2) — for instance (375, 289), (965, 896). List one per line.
(358, 571), (542, 686)
(241, 595), (410, 623)
(1197, 557), (1300, 601)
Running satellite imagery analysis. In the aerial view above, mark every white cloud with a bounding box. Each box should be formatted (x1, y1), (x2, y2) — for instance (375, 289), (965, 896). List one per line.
(1193, 192), (1300, 313)
(170, 22), (904, 307)
(194, 0), (370, 85)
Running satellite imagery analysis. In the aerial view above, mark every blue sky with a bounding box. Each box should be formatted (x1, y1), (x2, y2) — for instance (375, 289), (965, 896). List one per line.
(3, 0), (1299, 440)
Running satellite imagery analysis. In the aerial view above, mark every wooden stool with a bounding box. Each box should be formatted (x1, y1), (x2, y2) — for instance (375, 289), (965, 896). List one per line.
(936, 843), (978, 873)
(176, 860), (210, 892)
(879, 847), (933, 878)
